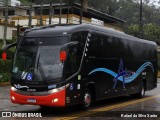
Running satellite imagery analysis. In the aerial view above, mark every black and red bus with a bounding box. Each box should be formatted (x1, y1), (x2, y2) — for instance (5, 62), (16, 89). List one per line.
(5, 24), (157, 109)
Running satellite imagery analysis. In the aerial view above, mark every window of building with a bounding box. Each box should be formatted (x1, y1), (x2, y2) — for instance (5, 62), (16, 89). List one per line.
(26, 10), (29, 15)
(8, 10), (15, 16)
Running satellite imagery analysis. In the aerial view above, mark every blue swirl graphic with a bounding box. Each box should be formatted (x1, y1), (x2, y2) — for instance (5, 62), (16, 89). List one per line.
(88, 62), (154, 84)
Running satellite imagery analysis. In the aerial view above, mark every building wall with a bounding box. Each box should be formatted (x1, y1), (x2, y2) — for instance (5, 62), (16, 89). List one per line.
(15, 9), (27, 16)
(46, 18), (67, 25)
(15, 8), (35, 17)
(13, 19), (37, 26)
(0, 25), (16, 40)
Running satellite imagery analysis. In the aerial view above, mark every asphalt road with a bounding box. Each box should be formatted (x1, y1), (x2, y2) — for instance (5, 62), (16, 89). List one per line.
(1, 79), (160, 120)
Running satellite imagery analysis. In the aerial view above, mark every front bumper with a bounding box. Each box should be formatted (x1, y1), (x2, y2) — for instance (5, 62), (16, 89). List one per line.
(10, 88), (66, 107)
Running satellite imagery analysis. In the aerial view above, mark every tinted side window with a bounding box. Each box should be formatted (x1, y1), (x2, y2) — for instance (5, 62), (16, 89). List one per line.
(88, 33), (114, 59)
(101, 34), (113, 58)
(88, 32), (128, 59)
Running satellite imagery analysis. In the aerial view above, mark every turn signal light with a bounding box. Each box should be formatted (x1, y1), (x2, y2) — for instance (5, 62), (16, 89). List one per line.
(2, 52), (7, 61)
(60, 51), (66, 62)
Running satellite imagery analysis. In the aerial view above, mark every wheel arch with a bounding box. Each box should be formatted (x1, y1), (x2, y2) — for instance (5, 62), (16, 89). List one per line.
(142, 79), (147, 90)
(85, 82), (96, 101)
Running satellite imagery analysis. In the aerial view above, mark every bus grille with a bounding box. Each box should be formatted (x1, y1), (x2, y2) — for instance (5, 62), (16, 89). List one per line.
(15, 90), (50, 96)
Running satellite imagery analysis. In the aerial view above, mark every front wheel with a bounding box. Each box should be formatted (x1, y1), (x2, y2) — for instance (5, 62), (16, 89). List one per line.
(83, 89), (92, 109)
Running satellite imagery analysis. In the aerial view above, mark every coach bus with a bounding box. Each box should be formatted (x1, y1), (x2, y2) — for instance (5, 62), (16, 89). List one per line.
(4, 24), (157, 109)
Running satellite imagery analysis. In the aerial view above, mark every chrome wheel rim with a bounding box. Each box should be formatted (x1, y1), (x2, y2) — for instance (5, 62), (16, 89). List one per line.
(141, 85), (145, 96)
(84, 93), (91, 107)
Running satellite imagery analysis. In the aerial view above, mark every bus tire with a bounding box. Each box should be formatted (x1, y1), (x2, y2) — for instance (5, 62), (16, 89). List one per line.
(132, 82), (145, 98)
(39, 105), (49, 110)
(83, 89), (92, 109)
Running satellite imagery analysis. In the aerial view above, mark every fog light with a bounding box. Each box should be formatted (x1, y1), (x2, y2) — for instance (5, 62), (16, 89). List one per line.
(12, 96), (15, 101)
(52, 98), (58, 103)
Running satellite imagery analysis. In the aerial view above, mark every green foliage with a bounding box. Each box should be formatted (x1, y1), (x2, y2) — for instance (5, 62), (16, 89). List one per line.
(0, 40), (15, 83)
(0, 59), (12, 82)
(0, 59), (12, 73)
(0, 39), (15, 45)
(88, 0), (160, 25)
(126, 24), (160, 45)
(0, 73), (11, 82)
(19, 0), (30, 5)
(6, 40), (16, 44)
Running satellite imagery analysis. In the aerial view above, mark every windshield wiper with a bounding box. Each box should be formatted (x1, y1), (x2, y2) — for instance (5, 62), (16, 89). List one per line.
(36, 54), (46, 81)
(36, 54), (40, 70)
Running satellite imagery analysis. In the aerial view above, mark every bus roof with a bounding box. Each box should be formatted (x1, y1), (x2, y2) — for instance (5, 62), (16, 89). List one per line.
(23, 24), (156, 46)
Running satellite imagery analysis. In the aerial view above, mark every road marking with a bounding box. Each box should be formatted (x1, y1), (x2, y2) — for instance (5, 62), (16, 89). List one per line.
(56, 94), (160, 120)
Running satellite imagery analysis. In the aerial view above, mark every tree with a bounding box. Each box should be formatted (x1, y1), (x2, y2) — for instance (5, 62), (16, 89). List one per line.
(19, 0), (30, 5)
(127, 23), (160, 45)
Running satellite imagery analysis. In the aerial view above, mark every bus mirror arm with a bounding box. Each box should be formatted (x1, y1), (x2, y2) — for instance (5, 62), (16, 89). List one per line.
(3, 42), (17, 52)
(2, 42), (17, 61)
(61, 41), (79, 48)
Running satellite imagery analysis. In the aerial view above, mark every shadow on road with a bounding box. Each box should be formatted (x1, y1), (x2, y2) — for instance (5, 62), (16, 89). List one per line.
(20, 95), (150, 117)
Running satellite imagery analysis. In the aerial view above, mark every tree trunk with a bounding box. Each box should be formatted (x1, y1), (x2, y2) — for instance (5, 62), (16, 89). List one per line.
(3, 0), (8, 49)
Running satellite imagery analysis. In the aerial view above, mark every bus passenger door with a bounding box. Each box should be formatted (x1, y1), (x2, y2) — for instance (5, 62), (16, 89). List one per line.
(86, 32), (114, 100)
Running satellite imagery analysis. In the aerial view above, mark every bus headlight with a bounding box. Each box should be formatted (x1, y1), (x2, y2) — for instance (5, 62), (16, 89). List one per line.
(48, 85), (65, 94)
(11, 87), (17, 92)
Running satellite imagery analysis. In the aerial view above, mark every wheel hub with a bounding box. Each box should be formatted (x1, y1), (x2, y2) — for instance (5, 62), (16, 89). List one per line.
(84, 93), (91, 106)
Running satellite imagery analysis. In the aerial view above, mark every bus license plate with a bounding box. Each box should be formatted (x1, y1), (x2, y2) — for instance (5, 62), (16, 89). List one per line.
(27, 98), (36, 103)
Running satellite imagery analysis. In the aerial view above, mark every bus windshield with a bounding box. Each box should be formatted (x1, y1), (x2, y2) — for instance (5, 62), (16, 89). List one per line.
(12, 36), (68, 81)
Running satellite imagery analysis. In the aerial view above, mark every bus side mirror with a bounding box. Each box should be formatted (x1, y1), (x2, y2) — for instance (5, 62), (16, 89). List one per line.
(59, 41), (79, 62)
(2, 51), (7, 61)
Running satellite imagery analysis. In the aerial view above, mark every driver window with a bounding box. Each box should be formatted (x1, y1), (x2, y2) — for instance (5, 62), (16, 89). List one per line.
(65, 31), (88, 76)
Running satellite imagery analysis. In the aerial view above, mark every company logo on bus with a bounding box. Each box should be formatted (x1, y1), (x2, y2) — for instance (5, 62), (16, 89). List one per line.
(89, 59), (154, 89)
(14, 84), (29, 89)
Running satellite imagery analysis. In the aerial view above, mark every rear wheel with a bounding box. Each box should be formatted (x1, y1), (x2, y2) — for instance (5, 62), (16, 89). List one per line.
(132, 82), (145, 98)
(83, 89), (92, 109)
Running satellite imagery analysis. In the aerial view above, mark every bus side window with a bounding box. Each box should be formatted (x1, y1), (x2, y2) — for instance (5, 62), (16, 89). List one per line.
(101, 34), (112, 58)
(112, 37), (127, 59)
(88, 33), (113, 59)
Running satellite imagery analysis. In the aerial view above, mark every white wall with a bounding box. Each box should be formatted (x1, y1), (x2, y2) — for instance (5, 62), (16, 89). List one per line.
(46, 18), (67, 25)
(0, 25), (16, 40)
(15, 8), (35, 16)
(15, 9), (27, 16)
(13, 19), (37, 26)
